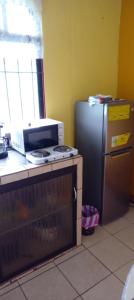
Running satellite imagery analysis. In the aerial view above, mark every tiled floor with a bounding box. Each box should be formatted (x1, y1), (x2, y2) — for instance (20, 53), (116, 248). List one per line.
(1, 206), (134, 299)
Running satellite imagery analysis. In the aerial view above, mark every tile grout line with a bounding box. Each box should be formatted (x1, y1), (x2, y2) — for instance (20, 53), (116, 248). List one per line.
(18, 248), (85, 286)
(83, 227), (134, 266)
(83, 235), (134, 286)
(0, 285), (19, 298)
(0, 219), (133, 297)
(18, 264), (56, 286)
(0, 281), (15, 292)
(82, 226), (134, 296)
(81, 235), (110, 249)
(80, 273), (115, 298)
(112, 256), (134, 273)
(113, 273), (126, 285)
(87, 244), (134, 277)
(102, 222), (132, 236)
(54, 247), (85, 266)
(54, 251), (113, 299)
(18, 281), (29, 300)
(54, 261), (80, 298)
(111, 233), (134, 253)
(82, 243), (112, 274)
(0, 248), (85, 291)
(74, 296), (83, 300)
(82, 223), (134, 285)
(81, 224), (116, 248)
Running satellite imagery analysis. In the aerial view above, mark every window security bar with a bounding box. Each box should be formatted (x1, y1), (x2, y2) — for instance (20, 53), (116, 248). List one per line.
(0, 58), (45, 123)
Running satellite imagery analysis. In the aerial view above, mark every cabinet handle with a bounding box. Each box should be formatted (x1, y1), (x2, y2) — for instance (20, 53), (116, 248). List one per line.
(73, 187), (77, 201)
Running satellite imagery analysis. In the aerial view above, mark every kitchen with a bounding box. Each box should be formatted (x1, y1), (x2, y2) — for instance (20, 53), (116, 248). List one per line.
(0, 0), (134, 300)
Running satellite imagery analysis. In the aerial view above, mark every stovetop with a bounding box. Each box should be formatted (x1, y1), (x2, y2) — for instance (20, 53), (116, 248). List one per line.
(26, 145), (78, 165)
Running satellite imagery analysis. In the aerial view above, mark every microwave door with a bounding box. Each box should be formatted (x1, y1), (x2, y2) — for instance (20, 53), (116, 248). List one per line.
(24, 125), (59, 152)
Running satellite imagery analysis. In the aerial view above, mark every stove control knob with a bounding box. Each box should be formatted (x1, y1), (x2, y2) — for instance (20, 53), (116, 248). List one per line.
(44, 159), (48, 163)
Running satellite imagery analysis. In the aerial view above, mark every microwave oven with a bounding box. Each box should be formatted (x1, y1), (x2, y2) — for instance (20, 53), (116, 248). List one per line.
(11, 118), (64, 155)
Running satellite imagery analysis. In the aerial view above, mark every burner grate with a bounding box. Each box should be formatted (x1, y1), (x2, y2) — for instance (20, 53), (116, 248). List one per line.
(31, 149), (50, 158)
(53, 145), (72, 153)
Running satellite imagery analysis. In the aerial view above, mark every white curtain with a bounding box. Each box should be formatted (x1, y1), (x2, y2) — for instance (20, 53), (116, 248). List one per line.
(0, 0), (43, 58)
(0, 0), (43, 123)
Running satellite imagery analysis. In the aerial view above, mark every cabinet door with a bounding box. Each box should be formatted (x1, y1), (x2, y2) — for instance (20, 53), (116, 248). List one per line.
(0, 166), (77, 282)
(0, 167), (76, 233)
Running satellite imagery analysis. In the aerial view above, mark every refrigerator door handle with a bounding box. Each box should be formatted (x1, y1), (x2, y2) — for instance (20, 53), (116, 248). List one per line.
(110, 151), (131, 159)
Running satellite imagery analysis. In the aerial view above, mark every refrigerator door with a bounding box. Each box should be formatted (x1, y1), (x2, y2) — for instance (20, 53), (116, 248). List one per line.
(102, 148), (133, 224)
(104, 101), (134, 153)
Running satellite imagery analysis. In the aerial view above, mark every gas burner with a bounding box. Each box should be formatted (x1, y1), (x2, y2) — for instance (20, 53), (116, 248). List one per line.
(53, 145), (72, 152)
(31, 149), (50, 158)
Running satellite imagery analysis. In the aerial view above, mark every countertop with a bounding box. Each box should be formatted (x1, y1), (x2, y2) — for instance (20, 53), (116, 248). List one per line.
(0, 149), (82, 185)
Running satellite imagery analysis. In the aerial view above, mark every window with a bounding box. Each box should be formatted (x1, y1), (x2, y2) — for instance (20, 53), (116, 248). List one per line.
(0, 0), (45, 125)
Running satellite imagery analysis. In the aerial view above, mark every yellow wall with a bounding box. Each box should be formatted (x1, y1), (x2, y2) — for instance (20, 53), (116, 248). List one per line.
(118, 0), (134, 195)
(118, 0), (134, 99)
(42, 0), (121, 146)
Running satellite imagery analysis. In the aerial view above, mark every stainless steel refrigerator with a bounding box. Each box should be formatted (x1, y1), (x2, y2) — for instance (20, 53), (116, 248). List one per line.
(75, 100), (134, 224)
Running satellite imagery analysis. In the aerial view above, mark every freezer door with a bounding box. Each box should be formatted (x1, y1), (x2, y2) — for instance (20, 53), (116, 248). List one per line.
(104, 101), (134, 153)
(102, 148), (133, 224)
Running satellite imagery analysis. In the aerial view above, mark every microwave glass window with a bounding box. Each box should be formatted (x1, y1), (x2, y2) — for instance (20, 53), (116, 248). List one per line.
(25, 125), (58, 151)
(29, 130), (51, 144)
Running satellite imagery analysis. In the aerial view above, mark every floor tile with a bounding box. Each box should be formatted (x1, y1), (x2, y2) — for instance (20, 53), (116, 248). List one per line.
(124, 207), (134, 223)
(82, 226), (110, 248)
(18, 261), (55, 284)
(0, 287), (26, 300)
(114, 260), (134, 283)
(0, 282), (19, 296)
(0, 281), (19, 296)
(115, 224), (134, 250)
(55, 245), (84, 265)
(58, 250), (110, 294)
(21, 267), (77, 300)
(82, 275), (124, 300)
(89, 236), (134, 272)
(103, 217), (130, 234)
